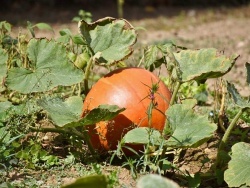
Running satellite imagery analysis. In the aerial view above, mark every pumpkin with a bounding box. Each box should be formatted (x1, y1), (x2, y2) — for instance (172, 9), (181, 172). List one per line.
(81, 67), (172, 153)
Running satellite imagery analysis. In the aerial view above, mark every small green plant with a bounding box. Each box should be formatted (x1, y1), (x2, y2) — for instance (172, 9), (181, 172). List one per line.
(72, 9), (92, 23)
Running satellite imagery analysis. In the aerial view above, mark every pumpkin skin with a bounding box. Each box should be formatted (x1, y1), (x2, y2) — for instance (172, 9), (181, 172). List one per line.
(81, 67), (172, 152)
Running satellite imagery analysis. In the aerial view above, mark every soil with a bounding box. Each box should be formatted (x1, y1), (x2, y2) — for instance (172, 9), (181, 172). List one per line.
(1, 3), (250, 187)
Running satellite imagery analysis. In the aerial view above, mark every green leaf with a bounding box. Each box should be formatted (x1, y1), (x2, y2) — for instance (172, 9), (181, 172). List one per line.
(136, 174), (180, 188)
(59, 29), (72, 36)
(227, 82), (250, 108)
(0, 21), (12, 33)
(246, 62), (250, 85)
(62, 175), (108, 188)
(79, 17), (137, 65)
(173, 48), (238, 82)
(37, 96), (83, 127)
(33, 23), (54, 33)
(6, 39), (84, 93)
(224, 142), (250, 187)
(0, 48), (8, 92)
(123, 127), (162, 145)
(66, 104), (125, 128)
(144, 43), (175, 71)
(72, 34), (86, 45)
(166, 104), (217, 148)
(38, 97), (125, 128)
(144, 45), (160, 69)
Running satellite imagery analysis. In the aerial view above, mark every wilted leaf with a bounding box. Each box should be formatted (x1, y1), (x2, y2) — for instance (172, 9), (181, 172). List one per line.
(136, 174), (180, 188)
(62, 175), (107, 188)
(166, 104), (217, 148)
(0, 48), (8, 92)
(224, 142), (250, 187)
(173, 48), (238, 82)
(78, 17), (137, 65)
(6, 39), (84, 93)
(123, 127), (162, 145)
(38, 96), (83, 126)
(227, 82), (250, 108)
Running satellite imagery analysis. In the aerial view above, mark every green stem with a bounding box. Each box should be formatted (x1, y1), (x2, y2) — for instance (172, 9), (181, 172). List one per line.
(78, 83), (81, 97)
(159, 81), (181, 170)
(117, 0), (124, 18)
(215, 108), (245, 168)
(84, 57), (93, 94)
(170, 81), (181, 106)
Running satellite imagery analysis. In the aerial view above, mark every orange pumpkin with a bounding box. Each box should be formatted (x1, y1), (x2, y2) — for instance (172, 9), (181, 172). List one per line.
(81, 67), (171, 153)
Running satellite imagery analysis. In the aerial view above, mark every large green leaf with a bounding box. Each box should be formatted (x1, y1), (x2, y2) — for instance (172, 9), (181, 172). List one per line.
(173, 48), (238, 82)
(62, 175), (107, 188)
(165, 104), (217, 148)
(224, 142), (250, 187)
(38, 96), (125, 128)
(123, 127), (162, 145)
(136, 174), (180, 188)
(38, 96), (83, 127)
(78, 17), (137, 65)
(6, 39), (84, 93)
(0, 48), (8, 92)
(227, 82), (250, 109)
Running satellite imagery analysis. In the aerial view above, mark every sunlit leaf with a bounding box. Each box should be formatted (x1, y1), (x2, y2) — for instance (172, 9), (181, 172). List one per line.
(166, 104), (217, 148)
(6, 39), (84, 93)
(123, 127), (162, 145)
(136, 174), (180, 188)
(224, 142), (250, 187)
(173, 48), (238, 82)
(227, 82), (250, 109)
(62, 175), (107, 188)
(78, 17), (137, 65)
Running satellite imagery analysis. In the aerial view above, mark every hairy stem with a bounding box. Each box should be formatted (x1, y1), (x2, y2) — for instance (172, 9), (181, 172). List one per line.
(170, 81), (181, 106)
